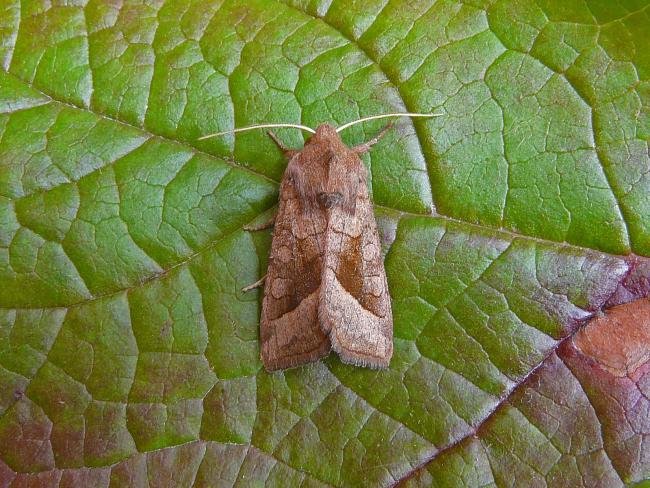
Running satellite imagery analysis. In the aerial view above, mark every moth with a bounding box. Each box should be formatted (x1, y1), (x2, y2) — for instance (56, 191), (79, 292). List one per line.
(200, 113), (436, 371)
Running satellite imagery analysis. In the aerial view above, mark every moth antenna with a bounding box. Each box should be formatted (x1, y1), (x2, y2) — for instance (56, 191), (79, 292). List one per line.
(336, 112), (442, 132)
(198, 123), (316, 140)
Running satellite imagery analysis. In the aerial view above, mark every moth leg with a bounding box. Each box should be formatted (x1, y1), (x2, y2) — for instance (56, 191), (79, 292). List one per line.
(243, 215), (276, 232)
(242, 274), (266, 292)
(353, 122), (393, 154)
(268, 130), (298, 159)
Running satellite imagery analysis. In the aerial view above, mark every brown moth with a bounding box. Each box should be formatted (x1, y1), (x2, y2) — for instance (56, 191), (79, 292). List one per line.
(200, 113), (436, 371)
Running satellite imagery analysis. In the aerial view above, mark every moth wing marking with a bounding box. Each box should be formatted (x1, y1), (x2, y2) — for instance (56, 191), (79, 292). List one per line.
(259, 178), (331, 371)
(319, 189), (393, 368)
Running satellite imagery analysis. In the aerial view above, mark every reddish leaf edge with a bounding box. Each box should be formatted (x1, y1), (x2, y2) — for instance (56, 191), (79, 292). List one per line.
(392, 254), (650, 487)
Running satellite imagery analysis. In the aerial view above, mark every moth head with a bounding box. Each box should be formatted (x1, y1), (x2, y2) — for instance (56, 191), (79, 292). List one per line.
(313, 123), (338, 140)
(309, 125), (349, 160)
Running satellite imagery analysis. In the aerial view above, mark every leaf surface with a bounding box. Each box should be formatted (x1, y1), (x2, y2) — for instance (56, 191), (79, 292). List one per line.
(1, 0), (649, 486)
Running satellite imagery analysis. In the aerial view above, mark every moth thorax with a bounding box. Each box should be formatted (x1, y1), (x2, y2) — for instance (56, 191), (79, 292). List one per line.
(317, 191), (344, 209)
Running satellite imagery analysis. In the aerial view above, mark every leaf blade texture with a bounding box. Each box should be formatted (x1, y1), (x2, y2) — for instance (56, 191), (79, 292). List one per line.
(1, 0), (649, 486)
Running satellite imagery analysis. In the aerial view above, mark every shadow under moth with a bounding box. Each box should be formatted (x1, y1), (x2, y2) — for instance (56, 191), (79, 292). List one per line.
(200, 113), (436, 371)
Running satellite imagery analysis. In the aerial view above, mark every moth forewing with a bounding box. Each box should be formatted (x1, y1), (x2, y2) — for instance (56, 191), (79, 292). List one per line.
(258, 156), (331, 371)
(319, 162), (393, 368)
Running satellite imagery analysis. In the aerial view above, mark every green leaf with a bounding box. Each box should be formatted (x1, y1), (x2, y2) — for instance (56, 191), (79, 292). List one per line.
(1, 0), (649, 486)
